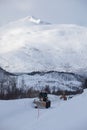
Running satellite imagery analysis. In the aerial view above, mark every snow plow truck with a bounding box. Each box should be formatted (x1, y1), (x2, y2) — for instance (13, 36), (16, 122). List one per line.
(33, 92), (51, 108)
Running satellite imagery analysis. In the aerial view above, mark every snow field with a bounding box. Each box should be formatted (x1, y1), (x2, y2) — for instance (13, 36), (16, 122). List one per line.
(0, 90), (87, 130)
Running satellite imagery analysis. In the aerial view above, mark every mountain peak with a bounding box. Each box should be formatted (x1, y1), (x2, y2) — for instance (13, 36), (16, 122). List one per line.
(23, 16), (41, 24)
(17, 16), (50, 25)
(19, 16), (41, 24)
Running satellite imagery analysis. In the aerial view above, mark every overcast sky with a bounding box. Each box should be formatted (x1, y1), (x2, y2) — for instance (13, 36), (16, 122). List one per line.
(0, 0), (87, 26)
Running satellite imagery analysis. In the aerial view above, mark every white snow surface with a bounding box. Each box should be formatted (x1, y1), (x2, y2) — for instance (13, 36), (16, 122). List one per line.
(0, 17), (87, 73)
(0, 89), (87, 130)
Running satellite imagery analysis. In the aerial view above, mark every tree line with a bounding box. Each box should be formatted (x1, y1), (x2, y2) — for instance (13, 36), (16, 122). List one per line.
(0, 76), (85, 100)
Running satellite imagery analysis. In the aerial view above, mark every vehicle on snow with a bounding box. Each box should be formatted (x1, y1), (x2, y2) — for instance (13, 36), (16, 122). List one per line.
(33, 92), (51, 108)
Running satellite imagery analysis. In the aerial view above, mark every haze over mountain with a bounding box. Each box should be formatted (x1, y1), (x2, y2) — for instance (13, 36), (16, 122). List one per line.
(0, 16), (87, 75)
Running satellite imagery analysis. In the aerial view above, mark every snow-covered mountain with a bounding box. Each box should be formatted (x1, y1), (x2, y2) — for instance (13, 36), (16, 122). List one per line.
(0, 16), (87, 75)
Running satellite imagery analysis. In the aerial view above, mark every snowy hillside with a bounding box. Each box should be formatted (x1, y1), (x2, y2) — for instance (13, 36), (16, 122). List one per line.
(0, 89), (87, 130)
(17, 71), (83, 92)
(0, 16), (87, 74)
(0, 67), (14, 81)
(0, 67), (84, 96)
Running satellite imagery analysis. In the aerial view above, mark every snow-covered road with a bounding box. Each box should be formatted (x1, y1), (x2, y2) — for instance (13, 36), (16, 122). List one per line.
(0, 91), (87, 130)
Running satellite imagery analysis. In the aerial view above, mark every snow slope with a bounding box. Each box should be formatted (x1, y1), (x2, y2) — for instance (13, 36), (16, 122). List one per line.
(0, 90), (87, 130)
(17, 71), (83, 92)
(0, 17), (87, 74)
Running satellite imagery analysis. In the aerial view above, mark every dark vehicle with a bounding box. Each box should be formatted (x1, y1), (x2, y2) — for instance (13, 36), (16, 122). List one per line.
(33, 92), (51, 108)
